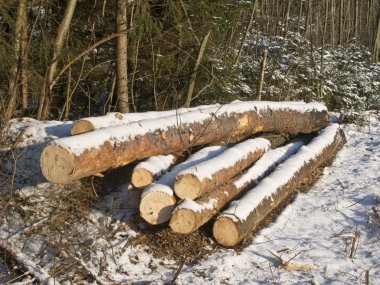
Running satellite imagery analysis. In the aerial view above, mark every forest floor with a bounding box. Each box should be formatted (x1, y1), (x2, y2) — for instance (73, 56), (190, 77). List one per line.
(0, 111), (379, 285)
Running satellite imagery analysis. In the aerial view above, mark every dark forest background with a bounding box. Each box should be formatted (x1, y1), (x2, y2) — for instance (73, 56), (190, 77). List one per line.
(1, 0), (379, 123)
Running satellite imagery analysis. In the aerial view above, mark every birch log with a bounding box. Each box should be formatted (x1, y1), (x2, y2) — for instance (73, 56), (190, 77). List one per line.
(140, 145), (226, 224)
(71, 104), (220, 135)
(131, 154), (177, 188)
(170, 140), (305, 234)
(173, 138), (270, 199)
(213, 124), (346, 247)
(41, 101), (329, 184)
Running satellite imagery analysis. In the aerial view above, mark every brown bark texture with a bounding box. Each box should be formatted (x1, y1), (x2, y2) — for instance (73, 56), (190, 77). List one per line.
(40, 101), (329, 184)
(173, 138), (269, 200)
(213, 125), (346, 247)
(70, 104), (219, 135)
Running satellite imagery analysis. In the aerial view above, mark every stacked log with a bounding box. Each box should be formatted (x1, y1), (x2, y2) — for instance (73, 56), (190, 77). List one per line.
(131, 154), (177, 189)
(173, 138), (271, 199)
(40, 101), (329, 184)
(213, 124), (346, 247)
(71, 104), (221, 135)
(139, 145), (226, 224)
(169, 140), (305, 234)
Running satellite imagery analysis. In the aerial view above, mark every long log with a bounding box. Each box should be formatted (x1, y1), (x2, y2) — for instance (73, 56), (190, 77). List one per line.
(213, 124), (346, 247)
(131, 154), (177, 189)
(40, 101), (329, 184)
(70, 104), (220, 135)
(139, 145), (226, 224)
(169, 140), (305, 234)
(173, 138), (270, 199)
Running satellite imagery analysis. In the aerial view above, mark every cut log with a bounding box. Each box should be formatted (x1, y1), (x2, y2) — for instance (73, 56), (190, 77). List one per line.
(170, 140), (305, 234)
(139, 145), (226, 224)
(41, 101), (329, 184)
(70, 104), (220, 135)
(131, 154), (177, 188)
(213, 124), (346, 247)
(174, 138), (271, 199)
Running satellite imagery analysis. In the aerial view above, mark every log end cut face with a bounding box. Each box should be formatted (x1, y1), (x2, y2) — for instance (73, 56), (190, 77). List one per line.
(213, 216), (240, 247)
(170, 209), (197, 234)
(131, 168), (154, 189)
(140, 192), (176, 224)
(40, 144), (75, 184)
(174, 175), (202, 200)
(71, 120), (95, 135)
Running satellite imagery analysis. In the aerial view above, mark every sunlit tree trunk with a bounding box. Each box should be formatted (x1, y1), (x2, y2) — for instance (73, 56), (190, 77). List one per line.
(116, 0), (129, 113)
(37, 0), (77, 120)
(4, 0), (27, 122)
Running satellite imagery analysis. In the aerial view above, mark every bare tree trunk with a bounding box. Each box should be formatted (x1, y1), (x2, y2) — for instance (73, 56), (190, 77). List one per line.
(184, 31), (211, 108)
(283, 0), (292, 38)
(372, 5), (380, 63)
(4, 0), (27, 122)
(257, 49), (268, 100)
(37, 0), (77, 120)
(331, 0), (335, 47)
(234, 0), (257, 66)
(338, 0), (344, 45)
(116, 0), (129, 113)
(20, 1), (28, 109)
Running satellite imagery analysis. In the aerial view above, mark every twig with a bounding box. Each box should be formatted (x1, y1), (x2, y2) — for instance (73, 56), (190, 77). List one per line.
(170, 257), (187, 285)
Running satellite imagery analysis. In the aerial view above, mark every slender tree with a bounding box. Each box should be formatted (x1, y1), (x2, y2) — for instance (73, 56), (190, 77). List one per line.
(116, 0), (129, 113)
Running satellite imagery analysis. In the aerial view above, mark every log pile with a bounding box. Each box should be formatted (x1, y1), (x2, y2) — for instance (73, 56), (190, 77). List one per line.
(39, 100), (346, 247)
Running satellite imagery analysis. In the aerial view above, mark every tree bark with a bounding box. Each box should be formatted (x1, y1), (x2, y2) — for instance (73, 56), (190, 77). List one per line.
(256, 49), (268, 100)
(71, 104), (220, 135)
(170, 140), (305, 234)
(116, 0), (129, 113)
(40, 101), (330, 184)
(37, 0), (77, 120)
(372, 5), (380, 63)
(184, 31), (211, 108)
(173, 138), (270, 200)
(213, 124), (346, 247)
(4, 0), (28, 122)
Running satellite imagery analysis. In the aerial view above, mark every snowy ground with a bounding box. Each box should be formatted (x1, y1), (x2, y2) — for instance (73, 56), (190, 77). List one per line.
(0, 112), (379, 284)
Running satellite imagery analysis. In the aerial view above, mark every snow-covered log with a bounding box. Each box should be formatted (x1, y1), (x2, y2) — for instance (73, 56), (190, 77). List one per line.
(40, 101), (329, 184)
(131, 154), (177, 188)
(170, 140), (305, 234)
(139, 145), (226, 224)
(70, 104), (220, 135)
(213, 124), (346, 247)
(173, 138), (271, 200)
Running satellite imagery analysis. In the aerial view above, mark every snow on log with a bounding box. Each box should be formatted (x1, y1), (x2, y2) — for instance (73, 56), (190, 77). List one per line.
(70, 104), (220, 135)
(131, 154), (177, 188)
(173, 138), (271, 200)
(139, 145), (226, 224)
(170, 140), (305, 234)
(40, 101), (329, 184)
(213, 124), (346, 247)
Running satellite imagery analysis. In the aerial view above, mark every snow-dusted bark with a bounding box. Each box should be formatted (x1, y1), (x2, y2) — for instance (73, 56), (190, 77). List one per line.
(131, 154), (177, 188)
(139, 146), (226, 224)
(213, 124), (346, 247)
(174, 138), (270, 200)
(40, 101), (329, 184)
(70, 104), (220, 135)
(170, 140), (305, 234)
